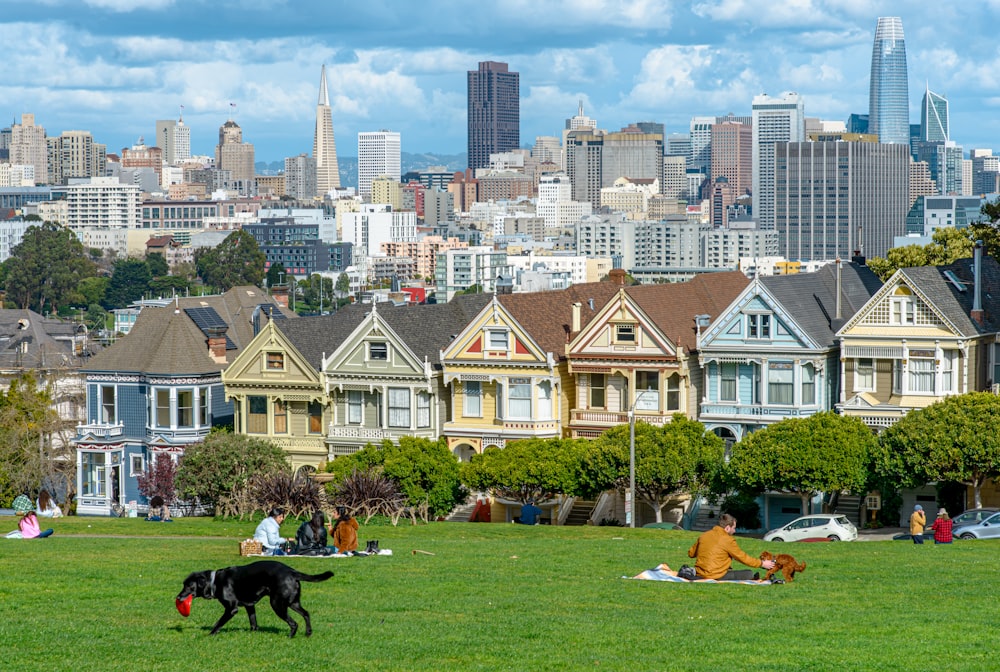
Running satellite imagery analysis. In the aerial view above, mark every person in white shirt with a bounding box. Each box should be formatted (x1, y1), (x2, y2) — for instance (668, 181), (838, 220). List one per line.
(253, 507), (290, 555)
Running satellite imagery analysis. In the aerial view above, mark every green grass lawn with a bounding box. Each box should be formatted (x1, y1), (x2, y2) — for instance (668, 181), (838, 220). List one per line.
(0, 516), (993, 671)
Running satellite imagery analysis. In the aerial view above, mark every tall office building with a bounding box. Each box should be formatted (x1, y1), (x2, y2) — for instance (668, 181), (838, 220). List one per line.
(10, 114), (48, 185)
(752, 92), (805, 229)
(565, 126), (662, 205)
(915, 141), (964, 195)
(47, 130), (106, 185)
(285, 153), (317, 200)
(467, 61), (519, 171)
(155, 114), (191, 166)
(689, 116), (715, 173)
(869, 17), (910, 145)
(710, 120), (752, 197)
(313, 65), (341, 197)
(920, 85), (949, 142)
(215, 119), (255, 195)
(358, 130), (401, 202)
(775, 140), (909, 261)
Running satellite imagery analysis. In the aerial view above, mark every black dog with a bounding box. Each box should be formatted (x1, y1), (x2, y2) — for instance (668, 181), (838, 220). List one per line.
(176, 560), (333, 637)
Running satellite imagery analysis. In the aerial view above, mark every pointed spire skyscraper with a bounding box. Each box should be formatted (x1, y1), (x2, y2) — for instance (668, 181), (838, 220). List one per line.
(313, 65), (341, 196)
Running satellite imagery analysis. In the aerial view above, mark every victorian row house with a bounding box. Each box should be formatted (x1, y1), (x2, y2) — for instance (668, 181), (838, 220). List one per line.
(72, 287), (292, 516)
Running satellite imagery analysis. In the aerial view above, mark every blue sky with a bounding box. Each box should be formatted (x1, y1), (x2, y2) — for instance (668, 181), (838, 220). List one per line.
(5, 1), (1000, 162)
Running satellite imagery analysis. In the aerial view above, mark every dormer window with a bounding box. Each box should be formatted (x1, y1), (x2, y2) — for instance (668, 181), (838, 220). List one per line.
(369, 342), (388, 361)
(615, 323), (636, 343)
(747, 314), (771, 339)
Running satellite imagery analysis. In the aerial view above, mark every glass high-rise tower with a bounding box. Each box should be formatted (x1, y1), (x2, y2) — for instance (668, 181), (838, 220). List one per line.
(868, 17), (909, 145)
(921, 85), (949, 142)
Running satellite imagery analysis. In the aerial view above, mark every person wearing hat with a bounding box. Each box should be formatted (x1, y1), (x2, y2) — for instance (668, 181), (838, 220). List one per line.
(5, 495), (54, 539)
(909, 504), (927, 544)
(931, 508), (953, 544)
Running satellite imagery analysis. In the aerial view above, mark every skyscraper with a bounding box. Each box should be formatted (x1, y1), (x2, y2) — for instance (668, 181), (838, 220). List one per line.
(358, 130), (401, 202)
(10, 114), (47, 185)
(313, 64), (340, 197)
(752, 92), (805, 229)
(156, 114), (191, 166)
(215, 119), (255, 195)
(467, 61), (519, 171)
(921, 85), (949, 142)
(868, 17), (910, 145)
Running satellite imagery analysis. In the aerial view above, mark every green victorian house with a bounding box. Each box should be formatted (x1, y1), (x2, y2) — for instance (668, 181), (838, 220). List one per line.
(222, 296), (490, 471)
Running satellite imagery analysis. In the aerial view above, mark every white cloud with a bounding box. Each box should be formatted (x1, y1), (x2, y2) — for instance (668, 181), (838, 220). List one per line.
(84, 0), (175, 11)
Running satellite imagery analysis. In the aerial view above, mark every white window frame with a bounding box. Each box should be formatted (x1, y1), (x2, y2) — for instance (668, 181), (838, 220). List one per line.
(369, 342), (388, 361)
(177, 388), (195, 428)
(801, 363), (816, 406)
(388, 388), (411, 429)
(747, 313), (771, 339)
(538, 381), (553, 420)
(615, 323), (636, 344)
(589, 373), (606, 409)
(908, 356), (936, 394)
(129, 454), (145, 477)
(508, 381), (532, 420)
(416, 391), (431, 429)
(154, 388), (171, 428)
(720, 363), (737, 402)
(487, 330), (508, 351)
(347, 390), (364, 424)
(99, 385), (116, 424)
(941, 350), (956, 394)
(463, 381), (482, 418)
(767, 361), (794, 405)
(854, 358), (874, 392)
(890, 298), (915, 325)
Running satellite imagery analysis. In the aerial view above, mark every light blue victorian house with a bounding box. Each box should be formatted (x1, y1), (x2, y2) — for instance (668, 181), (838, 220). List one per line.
(696, 260), (882, 529)
(72, 287), (291, 516)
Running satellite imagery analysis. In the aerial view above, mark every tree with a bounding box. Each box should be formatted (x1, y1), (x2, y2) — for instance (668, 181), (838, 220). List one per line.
(0, 373), (65, 507)
(194, 230), (266, 291)
(2, 222), (97, 313)
(174, 431), (289, 516)
(726, 411), (875, 515)
(102, 257), (152, 309)
(299, 274), (334, 313)
(865, 227), (974, 281)
(578, 416), (725, 522)
(146, 252), (169, 278)
(461, 437), (588, 505)
(327, 437), (466, 518)
(335, 272), (350, 298)
(136, 454), (178, 503)
(875, 392), (1000, 508)
(265, 262), (287, 289)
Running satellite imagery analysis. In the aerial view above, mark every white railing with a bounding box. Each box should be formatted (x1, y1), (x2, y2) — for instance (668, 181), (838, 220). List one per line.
(76, 422), (124, 438)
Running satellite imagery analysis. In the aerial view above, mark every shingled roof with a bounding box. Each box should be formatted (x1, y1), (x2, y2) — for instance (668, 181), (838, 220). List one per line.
(762, 262), (883, 347)
(897, 254), (1000, 336)
(275, 293), (493, 371)
(625, 271), (751, 353)
(497, 281), (623, 358)
(0, 309), (87, 371)
(84, 286), (293, 375)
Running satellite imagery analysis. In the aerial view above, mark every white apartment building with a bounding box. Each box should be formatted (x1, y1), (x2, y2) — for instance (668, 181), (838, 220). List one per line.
(341, 203), (417, 266)
(701, 223), (779, 269)
(358, 130), (401, 202)
(64, 177), (141, 231)
(10, 114), (48, 185)
(0, 219), (30, 262)
(600, 177), (660, 219)
(537, 172), (592, 229)
(284, 154), (317, 200)
(505, 251), (588, 286)
(435, 246), (511, 302)
(0, 163), (35, 187)
(155, 118), (192, 165)
(662, 156), (687, 199)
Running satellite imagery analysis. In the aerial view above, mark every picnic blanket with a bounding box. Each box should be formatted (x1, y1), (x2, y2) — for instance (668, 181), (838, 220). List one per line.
(247, 549), (393, 558)
(627, 563), (773, 585)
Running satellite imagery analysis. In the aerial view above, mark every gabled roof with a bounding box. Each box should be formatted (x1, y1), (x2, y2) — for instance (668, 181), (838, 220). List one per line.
(0, 309), (86, 370)
(84, 286), (293, 375)
(624, 271), (751, 353)
(761, 262), (883, 348)
(275, 294), (493, 371)
(496, 282), (621, 358)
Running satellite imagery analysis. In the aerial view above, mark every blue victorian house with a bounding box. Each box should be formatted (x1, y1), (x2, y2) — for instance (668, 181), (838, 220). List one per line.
(72, 287), (292, 516)
(695, 260), (882, 529)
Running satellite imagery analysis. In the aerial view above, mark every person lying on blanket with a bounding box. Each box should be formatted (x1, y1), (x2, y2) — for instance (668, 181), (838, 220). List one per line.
(687, 513), (774, 581)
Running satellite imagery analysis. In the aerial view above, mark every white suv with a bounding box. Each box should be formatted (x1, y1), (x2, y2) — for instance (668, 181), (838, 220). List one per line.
(762, 514), (858, 542)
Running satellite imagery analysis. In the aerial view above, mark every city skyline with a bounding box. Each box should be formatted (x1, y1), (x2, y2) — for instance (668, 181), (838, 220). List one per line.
(6, 2), (1000, 162)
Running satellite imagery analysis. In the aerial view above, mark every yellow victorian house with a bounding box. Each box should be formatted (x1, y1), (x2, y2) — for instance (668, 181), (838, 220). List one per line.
(441, 282), (619, 460)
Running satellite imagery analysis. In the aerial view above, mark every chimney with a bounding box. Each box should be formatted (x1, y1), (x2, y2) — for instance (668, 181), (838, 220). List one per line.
(207, 326), (228, 363)
(571, 302), (582, 332)
(835, 258), (842, 320)
(271, 284), (290, 309)
(972, 240), (984, 325)
(609, 268), (627, 286)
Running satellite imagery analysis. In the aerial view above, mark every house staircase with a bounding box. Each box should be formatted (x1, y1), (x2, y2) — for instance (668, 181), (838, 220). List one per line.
(563, 499), (597, 526)
(445, 498), (477, 522)
(831, 493), (863, 528)
(690, 501), (722, 531)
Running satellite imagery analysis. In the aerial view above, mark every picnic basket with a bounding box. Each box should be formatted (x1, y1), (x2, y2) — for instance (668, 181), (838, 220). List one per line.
(239, 539), (262, 556)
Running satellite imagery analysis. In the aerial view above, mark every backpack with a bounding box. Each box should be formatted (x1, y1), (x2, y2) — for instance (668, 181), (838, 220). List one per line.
(677, 564), (697, 581)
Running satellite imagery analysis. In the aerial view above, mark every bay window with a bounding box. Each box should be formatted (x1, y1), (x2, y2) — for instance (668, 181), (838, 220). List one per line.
(801, 364), (816, 405)
(720, 363), (737, 402)
(347, 390), (363, 424)
(463, 381), (482, 417)
(416, 392), (431, 428)
(634, 371), (659, 411)
(768, 362), (793, 405)
(538, 381), (553, 420)
(589, 373), (606, 409)
(508, 380), (532, 419)
(388, 388), (411, 428)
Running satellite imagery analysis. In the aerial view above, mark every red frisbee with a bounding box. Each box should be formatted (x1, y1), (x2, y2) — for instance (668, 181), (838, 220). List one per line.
(176, 594), (192, 617)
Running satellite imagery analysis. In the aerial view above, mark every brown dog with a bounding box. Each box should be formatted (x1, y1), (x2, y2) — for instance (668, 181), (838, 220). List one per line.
(760, 551), (806, 582)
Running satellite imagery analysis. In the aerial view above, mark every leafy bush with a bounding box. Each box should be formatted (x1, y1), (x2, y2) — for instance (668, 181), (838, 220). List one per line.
(327, 468), (406, 523)
(136, 454), (177, 504)
(175, 430), (289, 518)
(249, 471), (325, 518)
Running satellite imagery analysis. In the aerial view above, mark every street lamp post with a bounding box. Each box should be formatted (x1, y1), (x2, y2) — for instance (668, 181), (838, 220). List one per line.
(627, 388), (655, 529)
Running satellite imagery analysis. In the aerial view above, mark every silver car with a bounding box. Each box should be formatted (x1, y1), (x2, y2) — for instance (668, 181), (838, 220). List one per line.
(762, 514), (858, 542)
(954, 511), (1000, 540)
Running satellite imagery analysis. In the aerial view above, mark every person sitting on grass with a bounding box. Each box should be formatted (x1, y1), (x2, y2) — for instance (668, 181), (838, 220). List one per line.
(295, 510), (334, 556)
(516, 500), (542, 525)
(36, 489), (63, 518)
(329, 506), (359, 555)
(145, 495), (172, 522)
(6, 495), (54, 539)
(687, 513), (773, 581)
(254, 507), (291, 556)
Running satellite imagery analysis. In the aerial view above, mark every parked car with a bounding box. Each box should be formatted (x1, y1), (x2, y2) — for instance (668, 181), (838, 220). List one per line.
(953, 511), (1000, 540)
(762, 514), (858, 542)
(950, 508), (998, 529)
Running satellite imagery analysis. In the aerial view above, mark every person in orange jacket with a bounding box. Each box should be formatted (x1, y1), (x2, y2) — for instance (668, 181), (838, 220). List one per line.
(688, 513), (774, 580)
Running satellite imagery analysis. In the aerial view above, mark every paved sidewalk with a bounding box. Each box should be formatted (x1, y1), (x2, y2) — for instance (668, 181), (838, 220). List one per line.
(856, 526), (906, 541)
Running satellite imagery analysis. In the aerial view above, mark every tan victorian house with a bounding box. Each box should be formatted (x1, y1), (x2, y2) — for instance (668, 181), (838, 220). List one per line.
(837, 248), (1000, 431)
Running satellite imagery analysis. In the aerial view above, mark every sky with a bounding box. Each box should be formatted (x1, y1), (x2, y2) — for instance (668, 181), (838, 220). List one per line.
(5, 0), (1000, 164)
